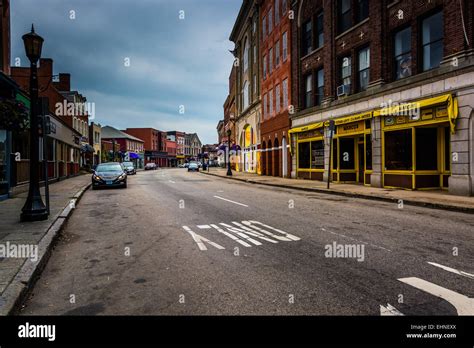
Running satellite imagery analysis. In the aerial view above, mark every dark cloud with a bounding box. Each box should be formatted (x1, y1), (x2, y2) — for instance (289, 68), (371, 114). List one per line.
(11, 0), (241, 144)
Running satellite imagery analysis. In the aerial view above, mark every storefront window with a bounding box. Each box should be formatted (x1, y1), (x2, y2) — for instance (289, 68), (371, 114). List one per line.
(444, 127), (450, 171)
(365, 134), (372, 170)
(0, 130), (8, 195)
(339, 138), (355, 169)
(332, 139), (338, 169)
(416, 128), (438, 170)
(385, 129), (412, 170)
(298, 142), (310, 169)
(311, 140), (324, 169)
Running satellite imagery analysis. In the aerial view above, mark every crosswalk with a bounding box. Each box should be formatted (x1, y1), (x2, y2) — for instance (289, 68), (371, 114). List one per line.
(381, 261), (474, 316)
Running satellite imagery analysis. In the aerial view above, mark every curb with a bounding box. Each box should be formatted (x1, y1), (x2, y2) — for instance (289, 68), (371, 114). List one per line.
(201, 172), (474, 214)
(0, 182), (91, 316)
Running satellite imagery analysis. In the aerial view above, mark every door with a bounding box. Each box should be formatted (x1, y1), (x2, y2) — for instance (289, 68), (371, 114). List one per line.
(358, 139), (364, 184)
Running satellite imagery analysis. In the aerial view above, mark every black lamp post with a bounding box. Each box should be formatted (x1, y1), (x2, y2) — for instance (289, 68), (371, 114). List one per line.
(226, 129), (232, 176)
(20, 25), (48, 222)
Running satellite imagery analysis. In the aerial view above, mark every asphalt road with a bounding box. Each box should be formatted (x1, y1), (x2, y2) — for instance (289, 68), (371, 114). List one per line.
(20, 168), (474, 315)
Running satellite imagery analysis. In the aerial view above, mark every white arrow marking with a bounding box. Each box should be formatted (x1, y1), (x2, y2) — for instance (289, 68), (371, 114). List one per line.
(427, 262), (474, 280)
(210, 224), (251, 247)
(182, 226), (225, 251)
(380, 303), (404, 316)
(398, 277), (474, 315)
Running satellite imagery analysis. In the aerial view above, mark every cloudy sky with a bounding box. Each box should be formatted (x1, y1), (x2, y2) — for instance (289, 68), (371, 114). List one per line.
(11, 0), (241, 145)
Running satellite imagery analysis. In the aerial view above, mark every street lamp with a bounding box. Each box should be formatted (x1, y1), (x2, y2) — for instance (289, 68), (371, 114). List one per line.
(20, 24), (48, 222)
(226, 129), (232, 176)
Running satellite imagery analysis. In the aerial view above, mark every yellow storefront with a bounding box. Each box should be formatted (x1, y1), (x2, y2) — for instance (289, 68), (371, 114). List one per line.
(375, 94), (458, 190)
(291, 122), (325, 180)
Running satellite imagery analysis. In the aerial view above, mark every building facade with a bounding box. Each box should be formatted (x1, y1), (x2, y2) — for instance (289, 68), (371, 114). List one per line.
(123, 128), (168, 167)
(230, 0), (262, 174)
(89, 122), (101, 166)
(101, 126), (145, 168)
(167, 131), (185, 165)
(288, 0), (474, 195)
(260, 0), (292, 177)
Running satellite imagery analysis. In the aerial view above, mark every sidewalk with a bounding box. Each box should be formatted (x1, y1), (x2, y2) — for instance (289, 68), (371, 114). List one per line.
(0, 174), (91, 315)
(202, 168), (474, 214)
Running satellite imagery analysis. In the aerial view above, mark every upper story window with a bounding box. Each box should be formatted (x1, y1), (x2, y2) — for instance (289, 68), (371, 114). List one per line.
(275, 0), (280, 25)
(282, 32), (288, 61)
(357, 0), (369, 22)
(340, 56), (352, 88)
(263, 15), (267, 37)
(282, 78), (288, 109)
(317, 12), (324, 48)
(394, 27), (412, 80)
(302, 20), (313, 56)
(253, 17), (257, 34)
(269, 47), (273, 72)
(275, 84), (281, 113)
(253, 44), (257, 64)
(243, 81), (249, 110)
(275, 40), (280, 66)
(269, 88), (274, 115)
(269, 7), (273, 33)
(422, 11), (444, 71)
(263, 93), (268, 118)
(338, 0), (352, 33)
(243, 39), (250, 72)
(263, 54), (267, 78)
(282, 0), (287, 15)
(358, 47), (370, 91)
(304, 74), (313, 109)
(316, 68), (324, 106)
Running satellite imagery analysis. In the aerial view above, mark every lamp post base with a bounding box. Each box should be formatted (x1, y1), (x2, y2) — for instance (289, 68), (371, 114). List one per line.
(20, 195), (48, 222)
(226, 169), (232, 176)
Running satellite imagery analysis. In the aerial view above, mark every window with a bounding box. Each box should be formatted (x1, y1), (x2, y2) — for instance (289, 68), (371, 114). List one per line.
(302, 20), (313, 55)
(253, 44), (257, 64)
(269, 89), (274, 116)
(394, 27), (412, 80)
(422, 11), (444, 71)
(317, 12), (324, 48)
(253, 17), (257, 34)
(276, 84), (281, 113)
(263, 15), (267, 37)
(269, 7), (273, 32)
(275, 0), (280, 24)
(365, 134), (372, 170)
(444, 127), (450, 171)
(338, 0), (352, 33)
(263, 93), (267, 118)
(253, 74), (257, 95)
(282, 0), (287, 15)
(263, 54), (267, 78)
(298, 142), (311, 168)
(357, 0), (369, 22)
(243, 81), (249, 110)
(275, 40), (280, 66)
(304, 74), (313, 108)
(416, 128), (438, 170)
(339, 138), (355, 169)
(316, 68), (324, 105)
(340, 56), (352, 87)
(269, 47), (273, 72)
(243, 39), (249, 72)
(282, 32), (288, 61)
(385, 129), (413, 170)
(311, 140), (325, 169)
(282, 78), (288, 109)
(358, 47), (370, 91)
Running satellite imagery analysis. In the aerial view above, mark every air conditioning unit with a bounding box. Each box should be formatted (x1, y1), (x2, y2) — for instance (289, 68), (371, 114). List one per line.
(337, 84), (350, 97)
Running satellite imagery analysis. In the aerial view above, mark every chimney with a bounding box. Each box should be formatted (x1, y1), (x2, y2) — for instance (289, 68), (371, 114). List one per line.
(55, 73), (71, 92)
(38, 58), (53, 76)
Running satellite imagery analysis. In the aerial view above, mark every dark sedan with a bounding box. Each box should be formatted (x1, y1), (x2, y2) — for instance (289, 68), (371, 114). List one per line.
(122, 161), (137, 175)
(92, 162), (127, 189)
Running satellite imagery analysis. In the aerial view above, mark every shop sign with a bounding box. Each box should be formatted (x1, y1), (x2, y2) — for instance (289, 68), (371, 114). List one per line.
(325, 112), (372, 127)
(436, 106), (448, 118)
(337, 121), (365, 135)
(421, 109), (433, 120)
(298, 128), (324, 140)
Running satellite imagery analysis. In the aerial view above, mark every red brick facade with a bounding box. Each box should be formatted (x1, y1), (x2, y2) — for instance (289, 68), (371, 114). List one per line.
(260, 0), (292, 177)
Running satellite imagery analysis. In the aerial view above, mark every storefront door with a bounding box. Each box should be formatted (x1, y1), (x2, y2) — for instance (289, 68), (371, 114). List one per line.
(358, 138), (364, 184)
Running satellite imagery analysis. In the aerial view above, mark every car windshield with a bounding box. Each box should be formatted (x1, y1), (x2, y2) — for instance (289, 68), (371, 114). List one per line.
(123, 162), (134, 167)
(189, 163), (198, 167)
(96, 164), (123, 172)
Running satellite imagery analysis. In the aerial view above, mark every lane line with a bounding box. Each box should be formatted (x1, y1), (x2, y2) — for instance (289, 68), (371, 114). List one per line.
(169, 180), (176, 184)
(427, 262), (474, 280)
(380, 303), (404, 316)
(398, 277), (474, 315)
(213, 195), (248, 207)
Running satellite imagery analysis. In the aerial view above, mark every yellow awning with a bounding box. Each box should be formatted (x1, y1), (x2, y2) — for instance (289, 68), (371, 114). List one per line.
(374, 93), (458, 133)
(288, 121), (324, 134)
(324, 112), (372, 126)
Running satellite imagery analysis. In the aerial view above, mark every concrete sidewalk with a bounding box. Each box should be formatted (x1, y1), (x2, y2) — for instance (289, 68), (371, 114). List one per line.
(0, 174), (91, 315)
(202, 168), (474, 214)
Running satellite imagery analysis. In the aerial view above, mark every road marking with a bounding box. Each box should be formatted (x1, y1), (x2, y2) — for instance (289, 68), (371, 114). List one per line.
(321, 227), (391, 252)
(169, 180), (176, 183)
(427, 262), (474, 280)
(220, 223), (276, 244)
(219, 223), (263, 245)
(380, 303), (404, 316)
(210, 224), (252, 247)
(398, 277), (474, 315)
(182, 226), (225, 251)
(197, 225), (211, 229)
(213, 195), (248, 207)
(243, 221), (301, 241)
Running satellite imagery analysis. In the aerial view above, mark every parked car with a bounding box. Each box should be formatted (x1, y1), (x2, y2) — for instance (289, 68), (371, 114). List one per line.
(122, 161), (136, 175)
(92, 162), (127, 189)
(184, 163), (190, 168)
(145, 163), (158, 170)
(178, 163), (185, 168)
(187, 162), (199, 172)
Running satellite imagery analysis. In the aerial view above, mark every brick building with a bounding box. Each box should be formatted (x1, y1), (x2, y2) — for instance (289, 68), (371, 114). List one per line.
(101, 126), (144, 168)
(260, 0), (292, 177)
(123, 128), (168, 167)
(289, 0), (474, 195)
(230, 0), (262, 174)
(166, 131), (185, 165)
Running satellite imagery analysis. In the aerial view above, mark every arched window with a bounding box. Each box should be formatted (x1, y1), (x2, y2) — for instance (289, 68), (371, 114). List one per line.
(243, 39), (249, 72)
(243, 81), (249, 110)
